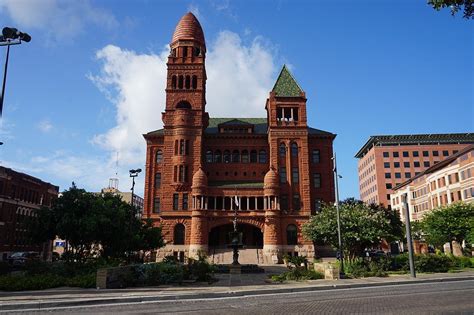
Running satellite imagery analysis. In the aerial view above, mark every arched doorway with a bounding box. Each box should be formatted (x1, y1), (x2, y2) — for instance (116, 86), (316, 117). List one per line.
(208, 223), (263, 249)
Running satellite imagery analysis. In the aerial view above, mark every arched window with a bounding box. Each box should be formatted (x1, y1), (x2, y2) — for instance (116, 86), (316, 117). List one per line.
(171, 75), (177, 89)
(232, 150), (240, 163)
(291, 142), (298, 157)
(174, 224), (185, 245)
(259, 150), (267, 163)
(192, 75), (197, 89)
(287, 224), (297, 245)
(206, 150), (213, 163)
(176, 101), (191, 109)
(241, 150), (249, 163)
(185, 75), (190, 89)
(178, 75), (183, 89)
(279, 143), (286, 158)
(250, 150), (257, 163)
(214, 150), (222, 163)
(156, 149), (163, 163)
(223, 150), (231, 163)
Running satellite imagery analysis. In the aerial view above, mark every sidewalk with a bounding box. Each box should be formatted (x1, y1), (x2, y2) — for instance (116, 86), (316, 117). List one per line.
(1, 268), (473, 312)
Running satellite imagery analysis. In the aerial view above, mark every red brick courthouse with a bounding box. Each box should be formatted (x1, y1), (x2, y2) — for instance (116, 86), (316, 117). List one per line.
(143, 13), (335, 264)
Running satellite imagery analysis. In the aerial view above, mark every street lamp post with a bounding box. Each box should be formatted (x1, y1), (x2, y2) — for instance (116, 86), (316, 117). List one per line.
(403, 193), (416, 278)
(0, 27), (31, 117)
(332, 153), (345, 278)
(129, 168), (142, 210)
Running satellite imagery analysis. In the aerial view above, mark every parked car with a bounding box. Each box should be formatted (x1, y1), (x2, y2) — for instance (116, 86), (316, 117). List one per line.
(7, 252), (40, 266)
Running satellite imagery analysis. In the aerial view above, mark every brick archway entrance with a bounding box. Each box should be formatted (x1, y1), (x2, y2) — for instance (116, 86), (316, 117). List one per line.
(208, 223), (263, 248)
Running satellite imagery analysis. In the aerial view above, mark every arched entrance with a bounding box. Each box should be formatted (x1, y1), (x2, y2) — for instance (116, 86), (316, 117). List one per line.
(208, 223), (263, 249)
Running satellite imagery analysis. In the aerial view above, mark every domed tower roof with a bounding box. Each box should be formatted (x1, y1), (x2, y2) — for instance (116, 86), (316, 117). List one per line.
(192, 167), (208, 190)
(263, 168), (279, 191)
(171, 12), (205, 49)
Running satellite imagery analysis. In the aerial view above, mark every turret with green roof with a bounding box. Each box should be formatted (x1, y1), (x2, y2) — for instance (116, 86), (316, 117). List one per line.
(272, 65), (304, 97)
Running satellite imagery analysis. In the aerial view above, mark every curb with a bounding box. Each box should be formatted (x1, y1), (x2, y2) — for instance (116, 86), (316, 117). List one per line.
(1, 276), (473, 312)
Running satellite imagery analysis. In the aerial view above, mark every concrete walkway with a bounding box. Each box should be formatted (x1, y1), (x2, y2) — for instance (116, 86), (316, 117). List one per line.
(1, 268), (473, 312)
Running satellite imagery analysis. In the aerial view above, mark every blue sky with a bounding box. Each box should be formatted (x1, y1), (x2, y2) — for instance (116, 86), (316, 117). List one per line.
(0, 0), (472, 199)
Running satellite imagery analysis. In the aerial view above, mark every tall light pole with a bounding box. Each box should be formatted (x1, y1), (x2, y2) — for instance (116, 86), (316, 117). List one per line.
(0, 27), (31, 117)
(129, 168), (142, 210)
(403, 193), (416, 278)
(332, 153), (345, 278)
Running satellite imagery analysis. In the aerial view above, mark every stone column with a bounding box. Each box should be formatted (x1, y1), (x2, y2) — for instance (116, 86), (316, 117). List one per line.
(263, 209), (281, 264)
(190, 210), (208, 259)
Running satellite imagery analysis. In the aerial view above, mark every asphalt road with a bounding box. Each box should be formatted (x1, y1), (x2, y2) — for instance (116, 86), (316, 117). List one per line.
(18, 279), (474, 314)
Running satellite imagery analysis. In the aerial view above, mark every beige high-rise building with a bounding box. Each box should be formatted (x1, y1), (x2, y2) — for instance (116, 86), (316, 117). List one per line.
(391, 145), (473, 222)
(355, 133), (474, 206)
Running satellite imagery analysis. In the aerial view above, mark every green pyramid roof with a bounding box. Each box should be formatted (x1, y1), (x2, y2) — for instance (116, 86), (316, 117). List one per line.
(272, 65), (303, 97)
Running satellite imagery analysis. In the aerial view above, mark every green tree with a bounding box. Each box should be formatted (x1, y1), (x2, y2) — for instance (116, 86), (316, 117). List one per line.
(302, 198), (403, 261)
(428, 0), (474, 19)
(25, 183), (164, 262)
(421, 202), (474, 252)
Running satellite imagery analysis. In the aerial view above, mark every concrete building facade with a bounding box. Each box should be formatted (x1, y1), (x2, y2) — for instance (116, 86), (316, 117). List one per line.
(143, 13), (336, 264)
(355, 134), (474, 206)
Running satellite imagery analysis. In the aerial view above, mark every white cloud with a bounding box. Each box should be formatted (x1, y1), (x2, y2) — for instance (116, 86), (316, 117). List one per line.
(88, 31), (278, 192)
(0, 0), (118, 41)
(37, 120), (53, 133)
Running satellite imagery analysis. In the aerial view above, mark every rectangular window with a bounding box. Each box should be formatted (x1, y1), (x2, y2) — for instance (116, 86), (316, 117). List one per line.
(432, 151), (439, 156)
(453, 150), (459, 154)
(314, 199), (322, 214)
(386, 183), (392, 189)
(405, 172), (411, 178)
(385, 173), (391, 179)
(179, 140), (185, 155)
(403, 151), (409, 157)
(443, 150), (449, 157)
(173, 194), (179, 210)
(155, 172), (161, 188)
(312, 149), (320, 163)
(293, 194), (301, 211)
(313, 173), (321, 188)
(383, 152), (389, 158)
(395, 173), (401, 179)
(387, 194), (391, 201)
(153, 198), (160, 213)
(392, 162), (399, 168)
(423, 151), (429, 157)
(280, 167), (287, 183)
(280, 195), (288, 210)
(292, 167), (299, 184)
(404, 162), (410, 168)
(414, 161), (420, 167)
(384, 162), (390, 168)
(393, 152), (399, 158)
(182, 193), (188, 210)
(424, 161), (430, 167)
(413, 151), (419, 157)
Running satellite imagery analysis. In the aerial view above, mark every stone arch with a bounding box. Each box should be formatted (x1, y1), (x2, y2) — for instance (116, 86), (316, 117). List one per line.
(176, 100), (192, 109)
(208, 217), (264, 231)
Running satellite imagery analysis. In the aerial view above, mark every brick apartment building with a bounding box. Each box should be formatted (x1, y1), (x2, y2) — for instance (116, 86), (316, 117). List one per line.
(391, 145), (474, 222)
(0, 166), (58, 261)
(355, 133), (474, 206)
(143, 13), (335, 264)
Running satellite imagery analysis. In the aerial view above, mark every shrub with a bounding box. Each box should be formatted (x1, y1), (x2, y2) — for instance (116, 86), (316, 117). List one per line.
(344, 258), (388, 278)
(66, 273), (96, 288)
(0, 274), (66, 291)
(448, 255), (472, 269)
(415, 254), (451, 273)
(0, 262), (12, 276)
(271, 269), (323, 282)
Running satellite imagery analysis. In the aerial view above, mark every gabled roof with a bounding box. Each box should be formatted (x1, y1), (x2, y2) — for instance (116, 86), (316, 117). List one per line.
(206, 118), (268, 135)
(272, 65), (303, 97)
(218, 119), (254, 126)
